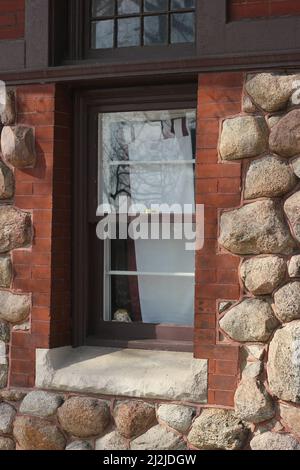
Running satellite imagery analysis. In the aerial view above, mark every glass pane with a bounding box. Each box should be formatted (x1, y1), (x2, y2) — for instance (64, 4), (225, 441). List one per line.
(117, 0), (141, 14)
(171, 0), (195, 9)
(91, 20), (114, 49)
(144, 0), (168, 12)
(92, 0), (115, 17)
(144, 15), (168, 45)
(171, 12), (195, 43)
(117, 17), (140, 47)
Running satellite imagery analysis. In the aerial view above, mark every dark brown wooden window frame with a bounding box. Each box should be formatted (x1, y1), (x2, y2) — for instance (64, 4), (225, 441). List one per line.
(73, 82), (198, 352)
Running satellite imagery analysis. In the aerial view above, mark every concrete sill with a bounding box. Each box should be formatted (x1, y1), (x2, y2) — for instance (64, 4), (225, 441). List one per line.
(36, 346), (208, 404)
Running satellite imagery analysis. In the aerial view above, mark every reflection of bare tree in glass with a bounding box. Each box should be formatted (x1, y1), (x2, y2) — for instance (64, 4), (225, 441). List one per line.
(93, 0), (115, 17)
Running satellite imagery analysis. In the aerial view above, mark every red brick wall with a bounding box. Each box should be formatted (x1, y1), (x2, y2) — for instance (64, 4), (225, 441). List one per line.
(0, 0), (25, 40)
(229, 0), (300, 21)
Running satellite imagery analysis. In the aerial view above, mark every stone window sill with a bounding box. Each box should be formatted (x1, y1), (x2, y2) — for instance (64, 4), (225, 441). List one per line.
(36, 347), (208, 404)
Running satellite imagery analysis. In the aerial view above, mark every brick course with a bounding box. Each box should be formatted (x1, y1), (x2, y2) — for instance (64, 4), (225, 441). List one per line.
(0, 0), (24, 40)
(229, 0), (300, 21)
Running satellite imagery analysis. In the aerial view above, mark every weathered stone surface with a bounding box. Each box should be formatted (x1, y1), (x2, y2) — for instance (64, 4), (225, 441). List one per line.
(242, 95), (257, 113)
(0, 389), (26, 402)
(245, 73), (296, 112)
(0, 403), (16, 434)
(20, 391), (63, 418)
(245, 344), (265, 361)
(0, 161), (14, 200)
(268, 115), (282, 128)
(0, 256), (12, 288)
(219, 200), (295, 255)
(284, 191), (300, 243)
(131, 425), (185, 450)
(270, 109), (300, 157)
(0, 341), (6, 365)
(95, 431), (128, 450)
(250, 432), (300, 450)
(0, 206), (32, 253)
(289, 255), (300, 277)
(1, 126), (36, 168)
(58, 396), (110, 438)
(12, 321), (30, 331)
(219, 301), (234, 314)
(279, 403), (300, 437)
(220, 298), (279, 343)
(234, 379), (275, 423)
(268, 321), (300, 402)
(0, 437), (15, 450)
(114, 400), (156, 439)
(0, 90), (16, 125)
(273, 282), (300, 323)
(0, 365), (8, 389)
(13, 416), (66, 450)
(244, 156), (296, 199)
(157, 405), (195, 433)
(66, 440), (94, 451)
(219, 116), (268, 161)
(292, 156), (300, 178)
(242, 361), (263, 379)
(240, 256), (286, 295)
(188, 409), (247, 450)
(0, 291), (31, 324)
(0, 320), (9, 343)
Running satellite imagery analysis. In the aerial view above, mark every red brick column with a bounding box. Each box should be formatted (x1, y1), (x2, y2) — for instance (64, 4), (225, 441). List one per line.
(228, 0), (300, 21)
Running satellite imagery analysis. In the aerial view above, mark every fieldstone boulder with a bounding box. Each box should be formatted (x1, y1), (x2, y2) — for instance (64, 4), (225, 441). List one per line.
(131, 425), (185, 450)
(242, 95), (257, 113)
(114, 401), (156, 439)
(279, 403), (300, 437)
(244, 156), (296, 199)
(0, 320), (9, 343)
(273, 282), (300, 323)
(0, 206), (32, 253)
(270, 109), (300, 157)
(289, 255), (300, 277)
(95, 431), (128, 450)
(0, 389), (26, 402)
(58, 396), (110, 438)
(157, 405), (195, 433)
(20, 391), (63, 418)
(240, 256), (286, 295)
(284, 191), (300, 243)
(187, 409), (247, 450)
(0, 161), (14, 200)
(0, 437), (15, 450)
(234, 379), (275, 423)
(0, 341), (6, 365)
(267, 115), (282, 128)
(0, 89), (16, 125)
(0, 256), (12, 288)
(250, 432), (300, 450)
(242, 361), (263, 379)
(13, 416), (66, 450)
(0, 403), (16, 434)
(66, 440), (94, 451)
(245, 73), (297, 112)
(219, 298), (279, 343)
(219, 116), (268, 161)
(1, 126), (36, 168)
(292, 156), (300, 178)
(245, 344), (265, 360)
(0, 365), (8, 388)
(219, 200), (295, 255)
(267, 321), (300, 402)
(0, 291), (31, 324)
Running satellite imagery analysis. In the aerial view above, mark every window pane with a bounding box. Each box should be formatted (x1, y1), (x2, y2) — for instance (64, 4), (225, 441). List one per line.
(92, 0), (115, 17)
(117, 17), (140, 46)
(144, 0), (168, 12)
(144, 15), (168, 45)
(171, 0), (195, 9)
(91, 20), (114, 49)
(171, 12), (195, 43)
(117, 0), (141, 14)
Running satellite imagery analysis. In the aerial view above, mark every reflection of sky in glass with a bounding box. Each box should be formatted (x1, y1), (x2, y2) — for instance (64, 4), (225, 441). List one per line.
(92, 0), (115, 17)
(144, 15), (168, 45)
(118, 17), (140, 47)
(118, 0), (141, 14)
(91, 20), (114, 49)
(171, 12), (195, 44)
(144, 0), (168, 12)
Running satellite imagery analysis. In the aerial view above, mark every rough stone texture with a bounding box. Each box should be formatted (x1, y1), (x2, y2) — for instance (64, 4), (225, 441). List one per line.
(58, 396), (110, 438)
(245, 345), (265, 361)
(0, 365), (8, 389)
(95, 431), (128, 451)
(12, 321), (30, 331)
(0, 256), (12, 288)
(0, 161), (14, 200)
(279, 403), (300, 437)
(291, 156), (300, 178)
(0, 320), (9, 343)
(0, 437), (15, 450)
(284, 191), (300, 243)
(131, 425), (185, 450)
(0, 341), (6, 365)
(234, 379), (275, 423)
(20, 391), (63, 418)
(157, 405), (195, 433)
(240, 256), (286, 295)
(66, 440), (94, 451)
(250, 432), (300, 450)
(114, 400), (156, 439)
(13, 416), (66, 451)
(242, 95), (257, 113)
(245, 73), (297, 112)
(273, 282), (300, 323)
(219, 298), (279, 343)
(0, 389), (26, 402)
(270, 109), (300, 157)
(268, 115), (282, 128)
(219, 200), (295, 255)
(0, 403), (16, 434)
(244, 156), (296, 199)
(187, 409), (247, 450)
(0, 206), (32, 253)
(1, 125), (36, 168)
(0, 290), (31, 324)
(267, 321), (300, 402)
(219, 115), (268, 161)
(289, 255), (300, 277)
(0, 90), (16, 125)
(219, 301), (234, 313)
(242, 361), (263, 379)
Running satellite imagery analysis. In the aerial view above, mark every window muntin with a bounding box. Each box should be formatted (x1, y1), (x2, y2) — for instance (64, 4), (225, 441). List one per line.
(90, 0), (196, 49)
